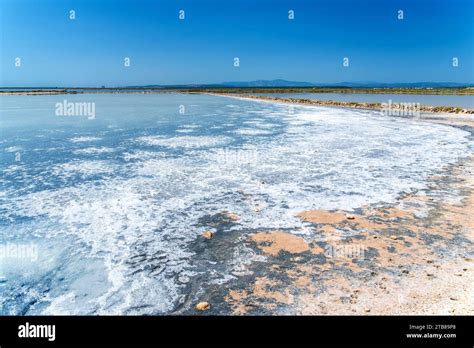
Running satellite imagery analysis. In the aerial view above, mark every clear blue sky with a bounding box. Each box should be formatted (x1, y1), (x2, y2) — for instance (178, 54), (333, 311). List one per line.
(0, 0), (473, 87)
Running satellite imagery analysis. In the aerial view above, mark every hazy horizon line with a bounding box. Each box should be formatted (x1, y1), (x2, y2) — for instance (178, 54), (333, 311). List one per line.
(2, 80), (474, 89)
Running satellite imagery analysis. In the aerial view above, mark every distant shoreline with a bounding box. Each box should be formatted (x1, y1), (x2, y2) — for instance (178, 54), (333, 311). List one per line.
(1, 86), (474, 96)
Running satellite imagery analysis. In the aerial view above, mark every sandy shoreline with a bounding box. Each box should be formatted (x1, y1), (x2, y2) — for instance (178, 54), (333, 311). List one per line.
(177, 99), (474, 315)
(216, 154), (474, 315)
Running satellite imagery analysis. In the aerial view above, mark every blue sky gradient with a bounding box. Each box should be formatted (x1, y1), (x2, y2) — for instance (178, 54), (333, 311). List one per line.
(1, 0), (473, 87)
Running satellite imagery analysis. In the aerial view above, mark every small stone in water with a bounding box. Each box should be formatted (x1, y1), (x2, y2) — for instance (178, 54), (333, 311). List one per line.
(196, 302), (210, 311)
(203, 230), (214, 239)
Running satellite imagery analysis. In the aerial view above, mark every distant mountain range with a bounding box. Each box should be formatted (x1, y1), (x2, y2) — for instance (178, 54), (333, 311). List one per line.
(3, 80), (473, 90)
(130, 79), (473, 89)
(219, 79), (315, 87)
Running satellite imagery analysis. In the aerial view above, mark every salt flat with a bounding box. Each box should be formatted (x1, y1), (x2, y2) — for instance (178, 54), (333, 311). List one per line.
(0, 93), (472, 314)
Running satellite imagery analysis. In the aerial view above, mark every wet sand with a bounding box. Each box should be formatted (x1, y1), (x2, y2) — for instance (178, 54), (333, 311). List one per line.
(180, 110), (474, 315)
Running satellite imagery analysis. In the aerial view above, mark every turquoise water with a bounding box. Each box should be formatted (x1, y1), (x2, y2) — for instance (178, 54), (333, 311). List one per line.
(254, 93), (474, 108)
(0, 93), (472, 314)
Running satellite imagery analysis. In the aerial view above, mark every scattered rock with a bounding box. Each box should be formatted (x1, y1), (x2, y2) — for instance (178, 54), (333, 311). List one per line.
(346, 214), (355, 220)
(203, 230), (214, 240)
(389, 235), (398, 240)
(365, 308), (371, 312)
(455, 273), (463, 276)
(449, 297), (458, 301)
(196, 302), (210, 311)
(402, 269), (409, 274)
(427, 273), (434, 277)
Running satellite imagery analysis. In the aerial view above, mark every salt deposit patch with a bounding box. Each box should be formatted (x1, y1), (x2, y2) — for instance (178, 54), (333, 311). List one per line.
(175, 129), (194, 133)
(52, 160), (115, 177)
(70, 136), (102, 143)
(4, 146), (22, 153)
(137, 135), (231, 149)
(73, 147), (114, 155)
(234, 128), (274, 136)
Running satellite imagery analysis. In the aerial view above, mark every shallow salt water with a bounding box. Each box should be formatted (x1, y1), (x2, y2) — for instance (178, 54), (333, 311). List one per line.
(0, 93), (472, 314)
